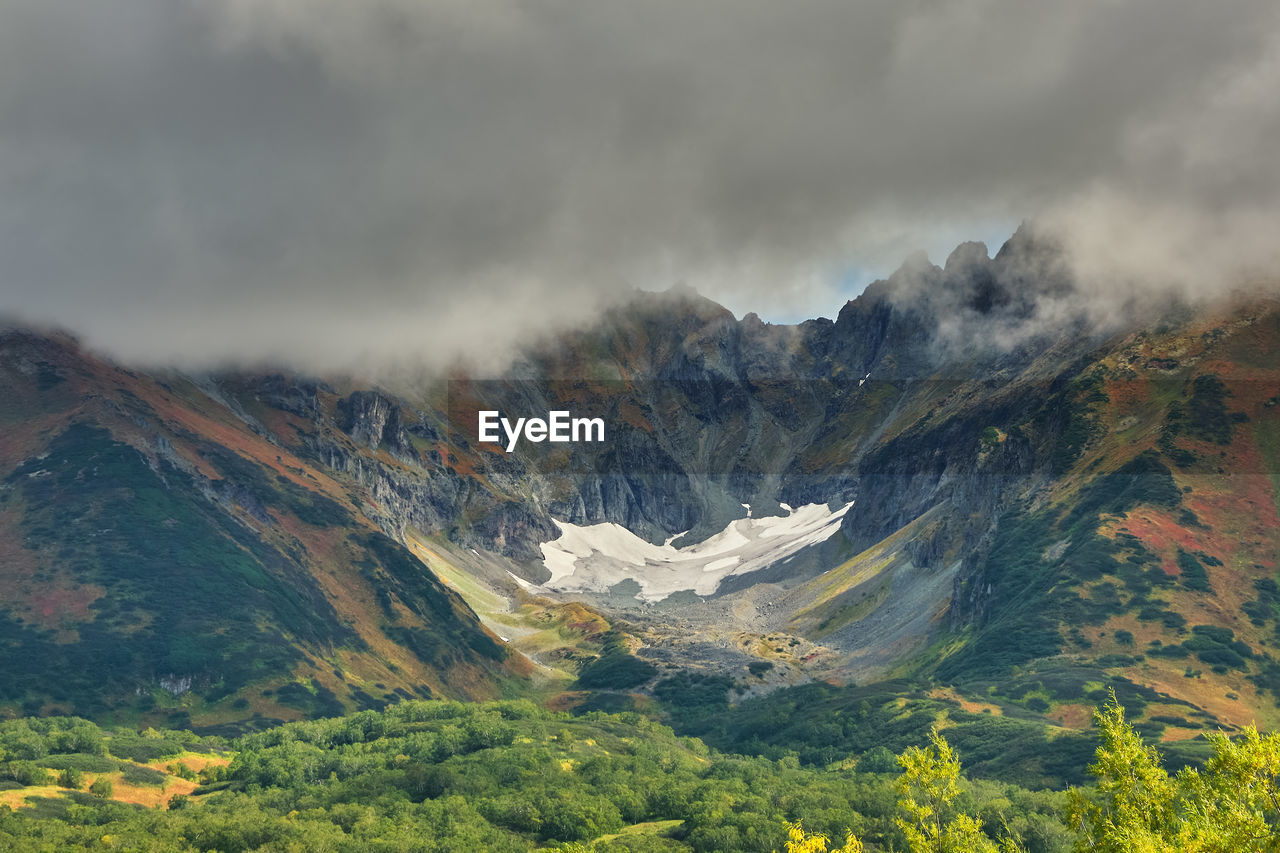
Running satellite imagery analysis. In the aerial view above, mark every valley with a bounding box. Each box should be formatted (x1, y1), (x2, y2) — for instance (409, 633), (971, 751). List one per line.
(3, 231), (1280, 815)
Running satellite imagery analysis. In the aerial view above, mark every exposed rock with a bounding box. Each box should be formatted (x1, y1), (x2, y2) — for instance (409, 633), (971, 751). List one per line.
(337, 390), (418, 462)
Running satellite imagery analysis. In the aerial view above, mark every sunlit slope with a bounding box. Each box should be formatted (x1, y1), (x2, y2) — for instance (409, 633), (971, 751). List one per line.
(907, 298), (1280, 733)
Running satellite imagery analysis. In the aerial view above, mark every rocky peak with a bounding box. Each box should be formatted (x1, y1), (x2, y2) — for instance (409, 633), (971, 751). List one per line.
(336, 390), (417, 462)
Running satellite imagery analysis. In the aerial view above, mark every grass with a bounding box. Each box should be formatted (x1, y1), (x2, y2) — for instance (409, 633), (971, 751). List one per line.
(404, 531), (510, 616)
(789, 507), (939, 636)
(0, 749), (229, 814)
(579, 818), (686, 849)
(1254, 416), (1280, 513)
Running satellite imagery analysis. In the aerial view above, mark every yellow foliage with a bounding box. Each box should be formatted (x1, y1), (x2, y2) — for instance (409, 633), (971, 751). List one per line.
(782, 819), (864, 853)
(1067, 690), (1280, 852)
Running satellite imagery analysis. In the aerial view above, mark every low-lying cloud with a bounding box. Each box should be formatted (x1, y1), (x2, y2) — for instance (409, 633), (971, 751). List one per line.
(1, 0), (1278, 370)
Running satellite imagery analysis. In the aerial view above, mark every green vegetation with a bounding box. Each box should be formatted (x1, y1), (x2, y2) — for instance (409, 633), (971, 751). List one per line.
(1244, 578), (1280, 627)
(1174, 549), (1211, 593)
(1049, 371), (1109, 474)
(894, 729), (1014, 852)
(0, 422), (508, 719)
(1065, 694), (1280, 851)
(1158, 373), (1248, 468)
(661, 678), (1104, 789)
(1153, 625), (1253, 672)
(1, 423), (339, 713)
(932, 450), (1185, 687)
(56, 768), (84, 790)
(1, 696), (1275, 851)
(360, 530), (507, 666)
(576, 632), (659, 690)
(0, 699), (1060, 851)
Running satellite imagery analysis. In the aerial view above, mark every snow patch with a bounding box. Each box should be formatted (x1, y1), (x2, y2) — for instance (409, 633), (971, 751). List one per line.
(508, 571), (542, 593)
(538, 502), (852, 602)
(703, 556), (740, 573)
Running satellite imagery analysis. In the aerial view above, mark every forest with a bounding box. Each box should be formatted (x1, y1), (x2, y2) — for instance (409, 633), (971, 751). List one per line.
(1, 692), (1276, 852)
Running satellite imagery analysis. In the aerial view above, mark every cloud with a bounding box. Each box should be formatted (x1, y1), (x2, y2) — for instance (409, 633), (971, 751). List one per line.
(0, 0), (1278, 369)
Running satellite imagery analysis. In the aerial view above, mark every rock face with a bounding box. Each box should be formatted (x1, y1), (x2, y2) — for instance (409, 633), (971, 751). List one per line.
(212, 229), (1111, 579)
(336, 390), (419, 462)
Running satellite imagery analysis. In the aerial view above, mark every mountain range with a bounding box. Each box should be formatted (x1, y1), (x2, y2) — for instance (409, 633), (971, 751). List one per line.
(3, 226), (1278, 745)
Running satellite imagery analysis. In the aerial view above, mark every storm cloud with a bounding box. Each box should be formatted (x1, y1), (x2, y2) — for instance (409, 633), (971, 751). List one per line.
(1, 0), (1278, 369)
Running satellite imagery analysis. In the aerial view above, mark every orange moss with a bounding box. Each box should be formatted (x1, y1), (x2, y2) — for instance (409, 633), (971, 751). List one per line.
(1120, 511), (1211, 564)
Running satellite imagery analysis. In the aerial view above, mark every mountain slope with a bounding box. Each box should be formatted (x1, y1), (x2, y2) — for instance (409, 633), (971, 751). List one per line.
(4, 230), (1279, 738)
(0, 328), (523, 727)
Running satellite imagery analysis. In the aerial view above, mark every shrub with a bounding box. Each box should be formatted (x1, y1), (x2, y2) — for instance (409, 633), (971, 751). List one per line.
(56, 768), (84, 789)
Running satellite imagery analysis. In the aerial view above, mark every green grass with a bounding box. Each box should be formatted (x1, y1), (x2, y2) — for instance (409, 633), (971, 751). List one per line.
(1254, 417), (1280, 514)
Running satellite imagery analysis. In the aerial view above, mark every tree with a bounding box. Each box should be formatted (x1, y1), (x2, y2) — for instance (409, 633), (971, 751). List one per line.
(89, 777), (114, 799)
(895, 729), (1016, 853)
(3, 761), (51, 786)
(1176, 726), (1280, 850)
(1067, 690), (1280, 851)
(1065, 691), (1176, 852)
(781, 819), (863, 852)
(56, 768), (84, 789)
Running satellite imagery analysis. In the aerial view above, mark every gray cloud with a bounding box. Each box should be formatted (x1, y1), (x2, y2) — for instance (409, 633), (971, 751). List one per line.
(1, 0), (1278, 370)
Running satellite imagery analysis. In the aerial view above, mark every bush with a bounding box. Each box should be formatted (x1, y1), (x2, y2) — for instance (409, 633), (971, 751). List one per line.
(2, 761), (52, 786)
(576, 634), (658, 690)
(859, 745), (899, 773)
(56, 768), (84, 790)
(121, 764), (168, 787)
(89, 777), (114, 799)
(107, 735), (186, 763)
(1176, 550), (1211, 592)
(40, 754), (118, 773)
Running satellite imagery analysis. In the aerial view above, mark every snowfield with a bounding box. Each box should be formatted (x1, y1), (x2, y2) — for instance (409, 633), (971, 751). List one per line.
(536, 502), (852, 602)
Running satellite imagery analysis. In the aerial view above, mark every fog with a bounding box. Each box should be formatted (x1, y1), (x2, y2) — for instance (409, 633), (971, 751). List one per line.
(1, 0), (1277, 370)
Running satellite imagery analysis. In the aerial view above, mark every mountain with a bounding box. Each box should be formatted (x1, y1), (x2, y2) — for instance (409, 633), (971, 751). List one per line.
(3, 228), (1279, 742)
(0, 328), (525, 730)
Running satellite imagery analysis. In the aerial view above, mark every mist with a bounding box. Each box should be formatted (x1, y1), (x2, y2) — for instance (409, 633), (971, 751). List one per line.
(1, 0), (1278, 371)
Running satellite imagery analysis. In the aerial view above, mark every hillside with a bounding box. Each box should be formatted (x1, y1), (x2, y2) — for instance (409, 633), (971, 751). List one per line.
(0, 329), (524, 728)
(3, 231), (1280, 744)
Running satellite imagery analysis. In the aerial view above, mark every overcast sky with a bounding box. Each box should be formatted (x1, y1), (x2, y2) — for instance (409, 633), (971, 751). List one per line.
(1, 0), (1278, 370)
